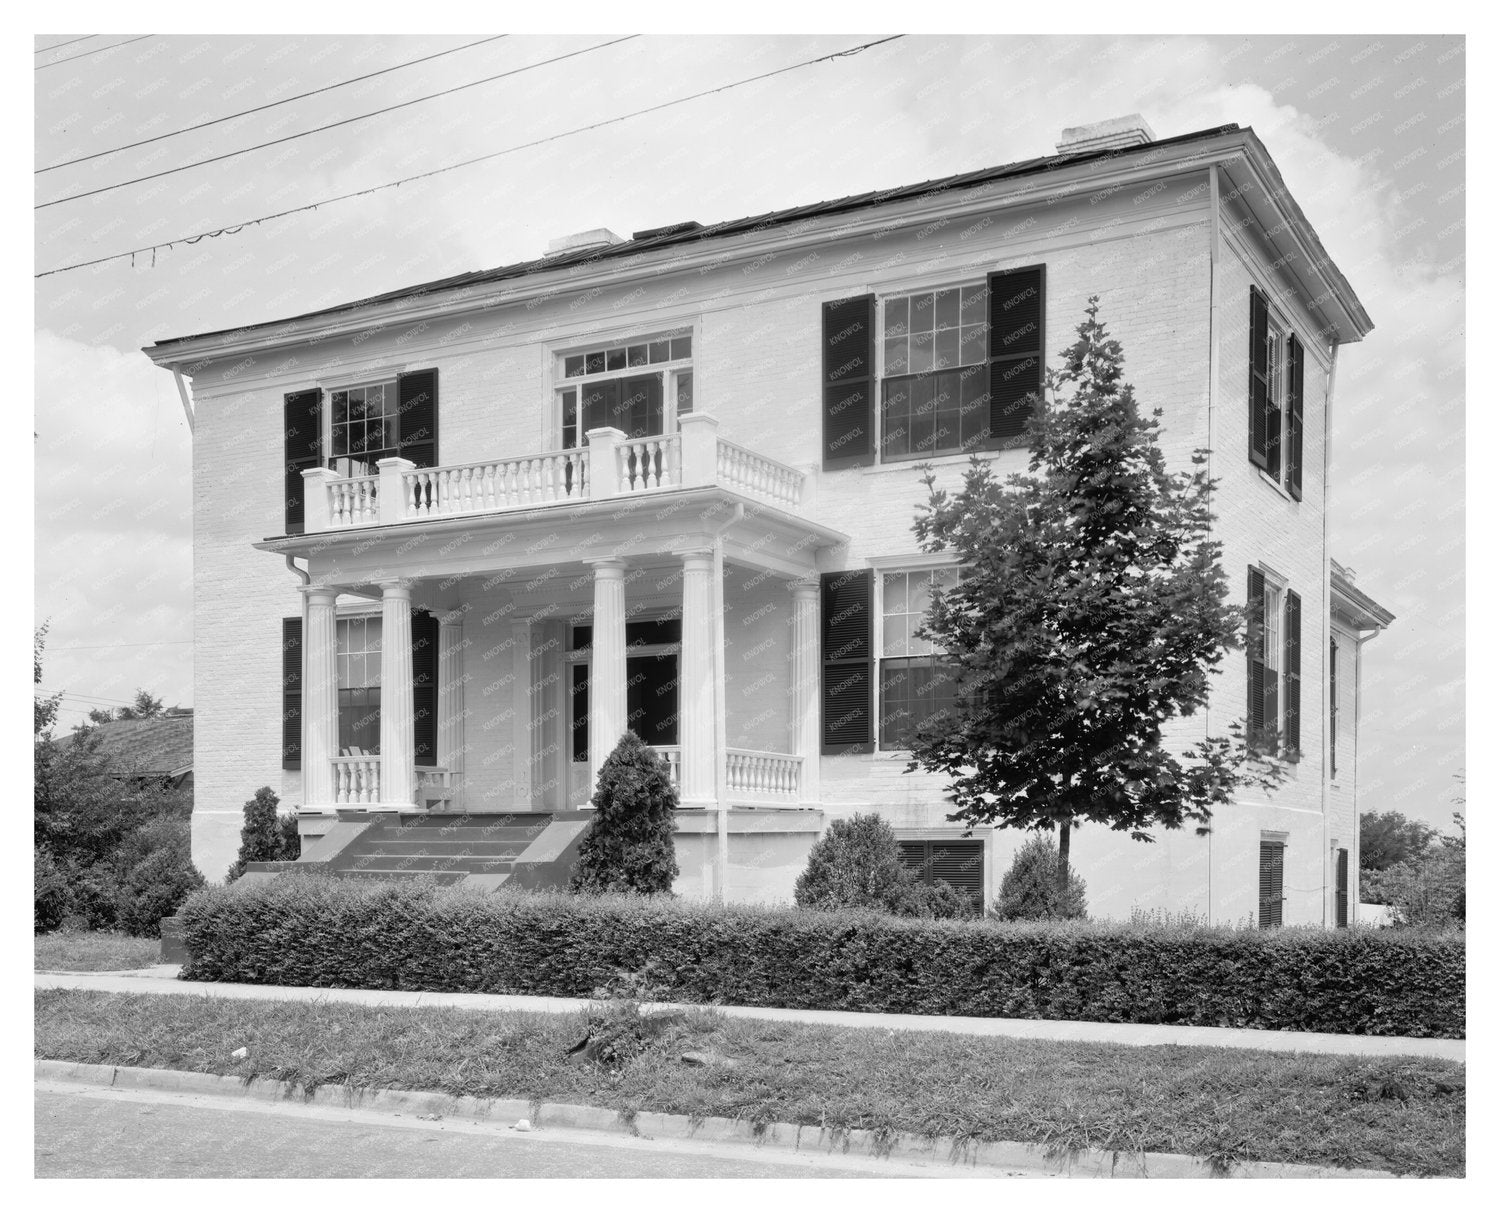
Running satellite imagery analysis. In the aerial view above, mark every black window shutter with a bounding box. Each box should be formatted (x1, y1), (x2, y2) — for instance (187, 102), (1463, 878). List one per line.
(1287, 334), (1305, 500)
(1283, 589), (1302, 758)
(1329, 636), (1339, 780)
(900, 839), (985, 912)
(282, 616), (302, 770)
(987, 265), (1045, 443)
(1258, 840), (1285, 927)
(822, 296), (875, 469)
(397, 368), (439, 469)
(1248, 287), (1270, 471)
(284, 389), (322, 534)
(1246, 566), (1267, 751)
(821, 569), (873, 754)
(1335, 848), (1349, 928)
(412, 608), (440, 767)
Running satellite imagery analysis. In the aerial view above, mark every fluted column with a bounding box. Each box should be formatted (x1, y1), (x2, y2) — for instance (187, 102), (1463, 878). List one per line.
(510, 619), (533, 809)
(437, 610), (465, 782)
(789, 577), (821, 806)
(379, 581), (415, 808)
(587, 560), (628, 796)
(680, 551), (716, 802)
(302, 586), (340, 808)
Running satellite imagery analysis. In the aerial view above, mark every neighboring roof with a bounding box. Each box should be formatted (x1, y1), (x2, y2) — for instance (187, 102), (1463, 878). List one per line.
(1331, 561), (1396, 631)
(86, 715), (194, 778)
(146, 121), (1371, 356)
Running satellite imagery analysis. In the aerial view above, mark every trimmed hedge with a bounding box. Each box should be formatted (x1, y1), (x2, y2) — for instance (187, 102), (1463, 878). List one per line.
(178, 877), (1466, 1039)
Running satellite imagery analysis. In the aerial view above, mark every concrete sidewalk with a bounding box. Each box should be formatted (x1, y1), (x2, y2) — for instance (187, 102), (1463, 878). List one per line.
(34, 967), (1465, 1062)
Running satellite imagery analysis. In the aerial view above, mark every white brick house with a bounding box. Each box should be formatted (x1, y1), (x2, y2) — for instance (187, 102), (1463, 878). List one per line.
(146, 116), (1391, 925)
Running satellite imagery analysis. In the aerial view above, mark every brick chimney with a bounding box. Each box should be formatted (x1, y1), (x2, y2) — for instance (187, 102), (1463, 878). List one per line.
(1055, 114), (1157, 155)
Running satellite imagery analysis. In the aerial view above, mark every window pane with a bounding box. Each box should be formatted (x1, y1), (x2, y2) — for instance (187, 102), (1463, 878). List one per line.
(564, 354), (585, 378)
(935, 289), (960, 329)
(670, 335), (692, 360)
(960, 284), (987, 325)
(885, 296), (909, 339)
(910, 292), (936, 333)
(935, 326), (961, 370)
(648, 340), (670, 363)
(960, 322), (987, 366)
(676, 372), (694, 415)
(606, 348), (626, 372)
(883, 571), (908, 613)
(885, 335), (908, 376)
(585, 351), (605, 376)
(627, 344), (648, 368)
(910, 330), (934, 375)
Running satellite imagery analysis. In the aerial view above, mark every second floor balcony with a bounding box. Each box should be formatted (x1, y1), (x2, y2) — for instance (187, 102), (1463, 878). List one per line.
(301, 413), (807, 534)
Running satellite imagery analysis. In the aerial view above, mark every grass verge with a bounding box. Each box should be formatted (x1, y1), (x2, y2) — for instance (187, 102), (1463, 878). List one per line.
(35, 931), (159, 972)
(35, 989), (1463, 1176)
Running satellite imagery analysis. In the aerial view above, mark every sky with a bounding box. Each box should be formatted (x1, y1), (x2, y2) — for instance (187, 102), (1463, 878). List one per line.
(31, 30), (1466, 830)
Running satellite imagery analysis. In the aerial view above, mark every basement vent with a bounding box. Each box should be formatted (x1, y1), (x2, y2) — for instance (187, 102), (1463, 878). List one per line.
(1055, 114), (1157, 155)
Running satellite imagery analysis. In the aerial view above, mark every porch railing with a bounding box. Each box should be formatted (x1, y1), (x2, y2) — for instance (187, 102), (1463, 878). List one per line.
(726, 748), (803, 801)
(650, 745), (682, 789)
(304, 413), (807, 532)
(331, 755), (381, 804)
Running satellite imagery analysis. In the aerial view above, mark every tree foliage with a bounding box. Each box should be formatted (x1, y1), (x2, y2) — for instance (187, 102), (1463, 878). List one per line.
(992, 834), (1088, 920)
(907, 300), (1279, 870)
(225, 786), (301, 883)
(1359, 809), (1438, 873)
(570, 732), (679, 895)
(793, 813), (975, 918)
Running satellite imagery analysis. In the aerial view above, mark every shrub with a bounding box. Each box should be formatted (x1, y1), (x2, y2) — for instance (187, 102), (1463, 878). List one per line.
(794, 813), (914, 913)
(893, 877), (978, 919)
(993, 834), (1088, 921)
(34, 846), (71, 933)
(179, 879), (1465, 1038)
(115, 843), (205, 937)
(570, 732), (678, 895)
(226, 786), (299, 883)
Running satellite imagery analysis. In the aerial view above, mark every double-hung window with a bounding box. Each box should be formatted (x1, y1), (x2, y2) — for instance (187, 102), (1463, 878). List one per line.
(879, 286), (991, 460)
(1246, 566), (1302, 759)
(1248, 287), (1305, 498)
(878, 567), (960, 749)
(329, 380), (399, 477)
(336, 616), (383, 754)
(556, 332), (693, 449)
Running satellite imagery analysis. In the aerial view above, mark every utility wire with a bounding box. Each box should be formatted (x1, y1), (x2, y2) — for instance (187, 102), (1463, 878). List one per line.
(35, 34), (903, 278)
(36, 34), (152, 70)
(37, 35), (510, 175)
(37, 35), (638, 208)
(36, 35), (97, 55)
(47, 640), (194, 650)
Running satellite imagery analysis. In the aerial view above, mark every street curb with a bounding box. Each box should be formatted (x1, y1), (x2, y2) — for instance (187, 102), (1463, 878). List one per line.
(34, 1058), (1398, 1178)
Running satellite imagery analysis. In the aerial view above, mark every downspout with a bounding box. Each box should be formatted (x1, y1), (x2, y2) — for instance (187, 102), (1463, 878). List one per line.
(710, 503), (745, 901)
(171, 363), (196, 434)
(1320, 342), (1340, 926)
(1205, 166), (1221, 924)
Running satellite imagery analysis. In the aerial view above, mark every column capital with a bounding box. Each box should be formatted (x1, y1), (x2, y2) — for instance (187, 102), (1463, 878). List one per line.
(377, 580), (413, 601)
(681, 549), (714, 573)
(302, 584), (342, 606)
(790, 576), (820, 600)
(589, 558), (627, 578)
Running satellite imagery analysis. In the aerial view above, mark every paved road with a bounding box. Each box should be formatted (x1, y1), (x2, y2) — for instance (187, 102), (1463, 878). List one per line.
(36, 1082), (1015, 1179)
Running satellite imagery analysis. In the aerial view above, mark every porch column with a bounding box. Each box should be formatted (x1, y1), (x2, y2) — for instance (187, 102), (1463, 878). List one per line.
(437, 610), (465, 780)
(789, 577), (821, 806)
(587, 559), (628, 796)
(302, 586), (340, 808)
(679, 551), (716, 801)
(379, 581), (415, 808)
(510, 619), (533, 809)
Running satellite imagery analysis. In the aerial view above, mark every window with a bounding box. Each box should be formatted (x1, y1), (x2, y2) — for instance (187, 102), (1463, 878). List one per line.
(879, 286), (991, 460)
(1258, 838), (1285, 928)
(1248, 287), (1305, 497)
(557, 333), (692, 448)
(1335, 846), (1350, 929)
(878, 567), (960, 749)
(1246, 566), (1301, 759)
(898, 839), (984, 913)
(1332, 632), (1344, 773)
(329, 381), (399, 476)
(567, 619), (682, 762)
(337, 616), (382, 754)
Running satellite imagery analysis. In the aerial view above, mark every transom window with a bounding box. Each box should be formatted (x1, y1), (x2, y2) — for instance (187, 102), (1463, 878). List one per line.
(330, 381), (398, 476)
(879, 567), (960, 749)
(336, 616), (382, 754)
(880, 285), (990, 461)
(557, 333), (693, 449)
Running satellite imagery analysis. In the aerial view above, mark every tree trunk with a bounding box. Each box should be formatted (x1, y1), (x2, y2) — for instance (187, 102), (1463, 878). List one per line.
(1057, 818), (1072, 900)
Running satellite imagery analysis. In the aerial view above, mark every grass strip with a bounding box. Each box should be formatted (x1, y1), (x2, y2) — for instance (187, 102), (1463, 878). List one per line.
(34, 988), (1463, 1176)
(35, 931), (159, 972)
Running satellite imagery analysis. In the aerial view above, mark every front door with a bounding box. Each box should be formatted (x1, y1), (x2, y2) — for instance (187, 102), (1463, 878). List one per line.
(568, 653), (680, 806)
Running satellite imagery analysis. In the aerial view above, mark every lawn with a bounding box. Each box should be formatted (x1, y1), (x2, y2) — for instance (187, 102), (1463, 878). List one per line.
(34, 989), (1464, 1176)
(34, 931), (159, 972)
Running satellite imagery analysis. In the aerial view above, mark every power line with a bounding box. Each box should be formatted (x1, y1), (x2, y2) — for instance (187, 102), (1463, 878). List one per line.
(36, 34), (152, 70)
(35, 34), (904, 278)
(37, 35), (510, 175)
(48, 640), (194, 650)
(36, 35), (97, 55)
(37, 35), (638, 208)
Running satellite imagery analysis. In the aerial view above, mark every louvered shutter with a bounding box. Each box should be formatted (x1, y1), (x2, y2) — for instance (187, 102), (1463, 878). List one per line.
(397, 368), (439, 469)
(284, 389), (322, 534)
(1335, 847), (1350, 928)
(412, 608), (439, 767)
(1258, 840), (1285, 927)
(1246, 567), (1267, 751)
(822, 296), (875, 469)
(1283, 589), (1301, 758)
(1248, 288), (1270, 471)
(282, 616), (302, 770)
(821, 569), (873, 754)
(1329, 636), (1339, 780)
(1287, 334), (1305, 500)
(987, 265), (1045, 443)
